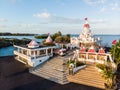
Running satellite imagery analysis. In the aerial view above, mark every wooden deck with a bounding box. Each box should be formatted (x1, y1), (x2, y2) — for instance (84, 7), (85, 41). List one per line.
(67, 63), (106, 89)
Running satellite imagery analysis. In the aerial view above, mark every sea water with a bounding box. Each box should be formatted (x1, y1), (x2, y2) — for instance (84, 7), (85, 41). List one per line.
(0, 35), (120, 57)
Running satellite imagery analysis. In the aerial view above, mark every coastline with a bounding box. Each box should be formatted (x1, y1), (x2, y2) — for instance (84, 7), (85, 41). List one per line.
(0, 56), (102, 90)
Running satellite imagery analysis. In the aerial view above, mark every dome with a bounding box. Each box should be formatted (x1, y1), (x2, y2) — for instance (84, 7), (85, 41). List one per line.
(84, 24), (90, 28)
(28, 40), (39, 48)
(46, 33), (53, 43)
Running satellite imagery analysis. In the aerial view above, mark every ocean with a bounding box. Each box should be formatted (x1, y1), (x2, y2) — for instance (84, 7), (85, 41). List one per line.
(0, 35), (120, 57)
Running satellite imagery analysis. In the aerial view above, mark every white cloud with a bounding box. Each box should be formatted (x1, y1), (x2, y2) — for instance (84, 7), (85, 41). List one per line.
(0, 25), (7, 28)
(33, 12), (51, 19)
(111, 2), (120, 11)
(0, 18), (7, 22)
(33, 12), (83, 24)
(83, 0), (106, 5)
(100, 7), (106, 13)
(90, 19), (108, 23)
(33, 12), (108, 24)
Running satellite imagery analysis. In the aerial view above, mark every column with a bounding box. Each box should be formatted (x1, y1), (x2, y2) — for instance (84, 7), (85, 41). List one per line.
(18, 48), (20, 52)
(86, 53), (88, 62)
(37, 50), (40, 56)
(26, 50), (29, 56)
(21, 49), (23, 54)
(34, 50), (36, 59)
(51, 48), (53, 56)
(46, 49), (48, 56)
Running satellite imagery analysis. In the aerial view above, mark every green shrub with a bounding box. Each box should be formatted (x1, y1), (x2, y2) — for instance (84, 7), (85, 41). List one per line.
(96, 64), (106, 70)
(67, 60), (84, 67)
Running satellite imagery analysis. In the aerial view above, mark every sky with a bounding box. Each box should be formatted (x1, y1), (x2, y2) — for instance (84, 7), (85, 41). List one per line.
(0, 0), (120, 34)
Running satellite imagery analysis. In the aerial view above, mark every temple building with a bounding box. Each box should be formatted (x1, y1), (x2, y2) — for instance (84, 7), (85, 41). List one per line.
(70, 18), (101, 48)
(14, 36), (56, 67)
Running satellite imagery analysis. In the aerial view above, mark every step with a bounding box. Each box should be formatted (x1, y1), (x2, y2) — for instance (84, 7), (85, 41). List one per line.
(32, 71), (69, 84)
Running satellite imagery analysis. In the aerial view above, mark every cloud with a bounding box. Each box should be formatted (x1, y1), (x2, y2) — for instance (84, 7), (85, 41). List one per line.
(33, 12), (83, 24)
(33, 12), (51, 19)
(83, 0), (106, 5)
(100, 7), (106, 13)
(0, 25), (7, 28)
(90, 19), (108, 23)
(0, 18), (7, 22)
(33, 12), (108, 24)
(111, 2), (120, 11)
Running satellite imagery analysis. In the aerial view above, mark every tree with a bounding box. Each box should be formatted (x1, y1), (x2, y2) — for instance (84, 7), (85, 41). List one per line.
(110, 40), (120, 65)
(55, 36), (63, 43)
(52, 31), (62, 41)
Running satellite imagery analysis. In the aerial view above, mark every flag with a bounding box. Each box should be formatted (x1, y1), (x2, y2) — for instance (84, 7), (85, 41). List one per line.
(112, 40), (117, 45)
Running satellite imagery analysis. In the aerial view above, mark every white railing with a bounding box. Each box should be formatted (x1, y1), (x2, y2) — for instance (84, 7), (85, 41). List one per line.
(14, 50), (31, 60)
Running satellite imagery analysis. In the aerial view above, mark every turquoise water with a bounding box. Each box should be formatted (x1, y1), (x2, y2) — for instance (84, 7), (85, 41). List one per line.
(0, 46), (14, 57)
(0, 35), (120, 57)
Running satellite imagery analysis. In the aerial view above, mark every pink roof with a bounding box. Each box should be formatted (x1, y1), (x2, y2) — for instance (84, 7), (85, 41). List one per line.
(80, 47), (86, 52)
(88, 46), (96, 53)
(28, 40), (39, 48)
(98, 48), (105, 53)
(46, 34), (53, 43)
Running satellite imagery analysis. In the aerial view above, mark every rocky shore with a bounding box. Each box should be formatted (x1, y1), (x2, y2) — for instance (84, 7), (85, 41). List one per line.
(0, 56), (102, 90)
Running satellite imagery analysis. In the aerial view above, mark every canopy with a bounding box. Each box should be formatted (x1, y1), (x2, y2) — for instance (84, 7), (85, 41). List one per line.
(88, 46), (96, 53)
(98, 48), (105, 53)
(28, 40), (39, 48)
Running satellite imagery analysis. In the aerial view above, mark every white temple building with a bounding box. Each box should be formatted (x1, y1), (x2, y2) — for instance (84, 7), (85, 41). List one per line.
(14, 36), (56, 67)
(70, 18), (101, 48)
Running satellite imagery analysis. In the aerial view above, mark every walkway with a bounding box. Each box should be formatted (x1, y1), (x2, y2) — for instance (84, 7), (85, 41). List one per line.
(67, 63), (106, 89)
(30, 56), (69, 84)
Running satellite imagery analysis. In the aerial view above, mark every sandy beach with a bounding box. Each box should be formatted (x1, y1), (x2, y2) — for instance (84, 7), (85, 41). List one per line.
(0, 56), (103, 90)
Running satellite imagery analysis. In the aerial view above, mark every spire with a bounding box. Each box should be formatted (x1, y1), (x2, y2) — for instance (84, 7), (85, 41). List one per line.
(46, 33), (53, 43)
(84, 17), (90, 28)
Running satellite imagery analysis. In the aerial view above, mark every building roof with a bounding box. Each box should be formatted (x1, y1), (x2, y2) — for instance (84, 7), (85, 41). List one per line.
(80, 47), (86, 52)
(98, 48), (105, 53)
(88, 46), (96, 53)
(46, 33), (53, 43)
(28, 39), (39, 48)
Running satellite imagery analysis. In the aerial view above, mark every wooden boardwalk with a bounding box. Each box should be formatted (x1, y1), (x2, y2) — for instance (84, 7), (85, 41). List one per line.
(67, 63), (106, 89)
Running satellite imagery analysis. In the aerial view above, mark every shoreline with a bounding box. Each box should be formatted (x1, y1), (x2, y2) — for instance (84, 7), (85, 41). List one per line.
(0, 56), (102, 90)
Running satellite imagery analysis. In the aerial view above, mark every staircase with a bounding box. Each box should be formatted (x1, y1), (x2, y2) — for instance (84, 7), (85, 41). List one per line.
(29, 56), (69, 84)
(67, 64), (106, 89)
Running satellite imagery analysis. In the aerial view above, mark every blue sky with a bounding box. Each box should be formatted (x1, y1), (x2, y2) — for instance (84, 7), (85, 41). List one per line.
(0, 0), (120, 34)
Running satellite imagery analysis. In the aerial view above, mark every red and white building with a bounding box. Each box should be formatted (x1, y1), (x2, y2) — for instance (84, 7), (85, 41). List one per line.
(70, 18), (101, 48)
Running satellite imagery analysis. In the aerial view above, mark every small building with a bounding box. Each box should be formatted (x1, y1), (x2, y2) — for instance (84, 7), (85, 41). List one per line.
(14, 39), (56, 67)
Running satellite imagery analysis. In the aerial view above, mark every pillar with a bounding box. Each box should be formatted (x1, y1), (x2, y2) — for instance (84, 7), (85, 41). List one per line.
(51, 48), (53, 55)
(26, 50), (29, 56)
(86, 52), (88, 62)
(18, 48), (20, 52)
(34, 50), (36, 59)
(37, 50), (40, 56)
(21, 49), (23, 54)
(46, 49), (48, 56)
